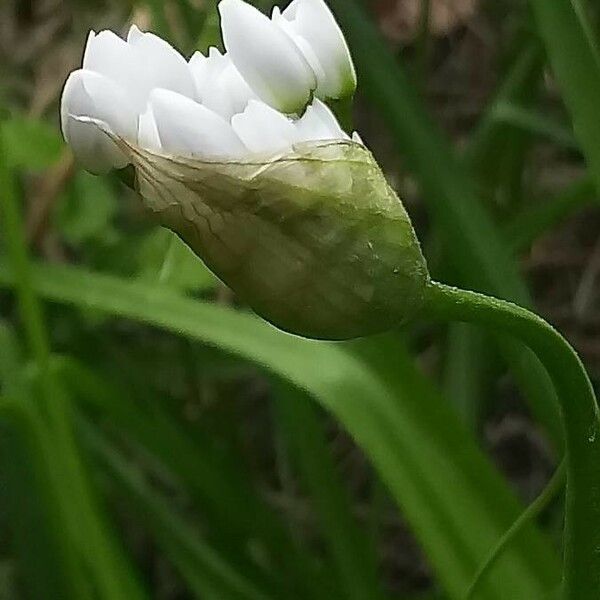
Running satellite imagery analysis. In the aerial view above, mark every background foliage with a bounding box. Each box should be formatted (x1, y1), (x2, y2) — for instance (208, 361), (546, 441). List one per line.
(1, 0), (599, 598)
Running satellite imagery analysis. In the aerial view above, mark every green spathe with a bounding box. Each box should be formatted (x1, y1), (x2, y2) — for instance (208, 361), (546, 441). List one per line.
(117, 137), (428, 339)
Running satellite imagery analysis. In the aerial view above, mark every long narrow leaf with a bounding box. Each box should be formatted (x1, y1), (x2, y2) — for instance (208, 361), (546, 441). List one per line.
(274, 383), (387, 600)
(528, 0), (600, 196)
(0, 261), (560, 599)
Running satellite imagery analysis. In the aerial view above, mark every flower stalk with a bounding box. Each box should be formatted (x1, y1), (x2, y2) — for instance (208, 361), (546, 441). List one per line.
(423, 280), (600, 600)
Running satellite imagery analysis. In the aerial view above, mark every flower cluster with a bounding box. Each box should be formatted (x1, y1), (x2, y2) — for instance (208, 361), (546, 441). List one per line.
(61, 0), (357, 174)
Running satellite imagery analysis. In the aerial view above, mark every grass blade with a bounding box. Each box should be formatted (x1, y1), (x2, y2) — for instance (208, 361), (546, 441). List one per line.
(528, 0), (600, 195)
(274, 383), (387, 600)
(0, 260), (561, 599)
(80, 418), (276, 600)
(59, 357), (334, 600)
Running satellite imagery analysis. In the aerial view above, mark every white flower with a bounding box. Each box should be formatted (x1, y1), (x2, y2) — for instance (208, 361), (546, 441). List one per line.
(142, 88), (246, 158)
(272, 0), (356, 100)
(61, 9), (360, 173)
(295, 98), (349, 142)
(61, 25), (195, 171)
(231, 100), (299, 153)
(123, 25), (196, 105)
(218, 0), (316, 114)
(82, 26), (194, 112)
(61, 69), (137, 173)
(189, 47), (257, 119)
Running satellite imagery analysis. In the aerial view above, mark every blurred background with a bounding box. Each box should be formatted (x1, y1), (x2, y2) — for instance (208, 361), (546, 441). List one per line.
(0, 0), (598, 598)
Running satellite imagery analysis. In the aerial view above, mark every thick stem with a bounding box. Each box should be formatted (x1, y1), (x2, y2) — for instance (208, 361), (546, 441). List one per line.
(424, 280), (600, 600)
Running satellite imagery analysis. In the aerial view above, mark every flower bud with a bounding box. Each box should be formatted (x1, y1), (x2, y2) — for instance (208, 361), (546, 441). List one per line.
(294, 98), (348, 142)
(144, 89), (246, 158)
(60, 69), (137, 173)
(231, 100), (298, 153)
(61, 26), (196, 172)
(272, 0), (356, 101)
(218, 0), (316, 114)
(189, 47), (257, 119)
(101, 130), (429, 340)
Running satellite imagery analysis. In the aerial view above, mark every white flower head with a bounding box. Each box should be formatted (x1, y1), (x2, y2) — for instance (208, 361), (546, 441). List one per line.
(61, 5), (360, 172)
(62, 25), (196, 171)
(273, 0), (356, 101)
(218, 0), (316, 114)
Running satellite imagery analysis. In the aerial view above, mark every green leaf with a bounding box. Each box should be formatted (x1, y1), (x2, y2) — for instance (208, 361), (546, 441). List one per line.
(59, 357), (334, 600)
(3, 117), (64, 170)
(0, 396), (93, 600)
(528, 0), (600, 194)
(58, 172), (118, 246)
(135, 229), (218, 292)
(0, 260), (560, 599)
(274, 383), (387, 600)
(80, 419), (276, 600)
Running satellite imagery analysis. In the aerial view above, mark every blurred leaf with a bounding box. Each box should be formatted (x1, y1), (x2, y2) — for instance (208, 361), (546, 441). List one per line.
(489, 102), (578, 151)
(0, 260), (561, 599)
(3, 117), (64, 170)
(529, 0), (600, 195)
(58, 171), (118, 246)
(0, 395), (93, 600)
(1, 120), (147, 599)
(35, 371), (148, 600)
(136, 229), (218, 292)
(274, 383), (387, 600)
(0, 322), (23, 396)
(59, 357), (335, 600)
(80, 418), (276, 600)
(505, 177), (596, 252)
(466, 41), (544, 189)
(442, 323), (494, 429)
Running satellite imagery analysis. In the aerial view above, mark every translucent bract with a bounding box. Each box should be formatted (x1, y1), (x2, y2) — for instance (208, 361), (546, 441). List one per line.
(106, 131), (428, 339)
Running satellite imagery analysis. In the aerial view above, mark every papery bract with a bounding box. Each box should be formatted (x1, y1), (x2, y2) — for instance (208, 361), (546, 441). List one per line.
(101, 129), (428, 340)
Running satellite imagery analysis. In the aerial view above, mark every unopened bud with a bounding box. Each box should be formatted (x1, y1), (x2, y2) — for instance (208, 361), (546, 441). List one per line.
(103, 129), (429, 339)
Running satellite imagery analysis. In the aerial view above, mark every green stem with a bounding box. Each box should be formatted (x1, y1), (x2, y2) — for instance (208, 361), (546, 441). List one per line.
(424, 281), (600, 599)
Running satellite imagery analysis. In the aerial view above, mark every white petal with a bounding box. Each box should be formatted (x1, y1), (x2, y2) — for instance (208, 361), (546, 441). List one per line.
(218, 0), (316, 114)
(295, 98), (347, 141)
(351, 131), (364, 145)
(279, 0), (356, 100)
(82, 30), (144, 109)
(126, 25), (196, 102)
(149, 88), (246, 158)
(271, 7), (327, 86)
(138, 106), (162, 152)
(189, 50), (211, 96)
(126, 23), (144, 44)
(60, 69), (137, 173)
(189, 47), (228, 89)
(190, 48), (256, 118)
(231, 100), (297, 154)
